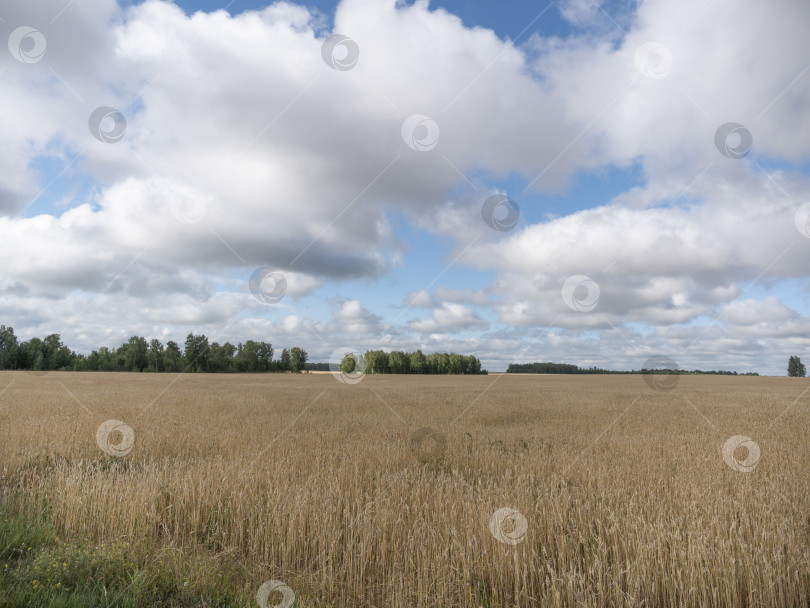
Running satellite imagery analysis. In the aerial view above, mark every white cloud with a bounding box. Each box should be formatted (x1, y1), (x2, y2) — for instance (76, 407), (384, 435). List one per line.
(404, 290), (435, 308)
(722, 297), (796, 326)
(333, 299), (383, 333)
(463, 174), (810, 331)
(1, 0), (809, 373)
(410, 302), (488, 333)
(435, 286), (492, 307)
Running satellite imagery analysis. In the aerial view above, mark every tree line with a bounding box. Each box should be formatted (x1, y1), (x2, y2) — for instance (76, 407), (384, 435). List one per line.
(343, 350), (485, 375)
(0, 325), (486, 375)
(0, 325), (308, 373)
(507, 361), (759, 375)
(507, 362), (607, 374)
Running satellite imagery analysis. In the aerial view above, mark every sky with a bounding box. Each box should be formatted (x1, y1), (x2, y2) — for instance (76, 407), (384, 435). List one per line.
(1, 0), (810, 374)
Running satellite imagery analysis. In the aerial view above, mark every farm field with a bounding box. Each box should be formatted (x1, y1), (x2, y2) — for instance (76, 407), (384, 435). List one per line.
(0, 371), (808, 607)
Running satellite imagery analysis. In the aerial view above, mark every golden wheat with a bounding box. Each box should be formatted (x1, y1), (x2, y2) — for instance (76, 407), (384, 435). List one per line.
(0, 371), (808, 607)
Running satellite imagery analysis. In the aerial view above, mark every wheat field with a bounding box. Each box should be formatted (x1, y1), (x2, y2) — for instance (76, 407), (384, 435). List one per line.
(0, 371), (808, 607)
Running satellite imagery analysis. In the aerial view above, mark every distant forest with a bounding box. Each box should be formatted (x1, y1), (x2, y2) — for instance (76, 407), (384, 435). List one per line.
(0, 325), (485, 375)
(507, 362), (759, 376)
(354, 350), (485, 375)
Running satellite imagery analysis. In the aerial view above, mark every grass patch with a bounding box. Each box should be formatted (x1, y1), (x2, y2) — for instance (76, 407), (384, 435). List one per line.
(0, 513), (246, 607)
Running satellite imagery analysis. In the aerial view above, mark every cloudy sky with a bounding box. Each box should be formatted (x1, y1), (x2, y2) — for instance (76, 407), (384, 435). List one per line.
(2, 0), (810, 373)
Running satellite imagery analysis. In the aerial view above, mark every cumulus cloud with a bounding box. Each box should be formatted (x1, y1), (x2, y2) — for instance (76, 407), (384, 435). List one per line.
(1, 0), (809, 373)
(410, 302), (489, 333)
(462, 173), (810, 333)
(333, 299), (382, 333)
(404, 290), (436, 308)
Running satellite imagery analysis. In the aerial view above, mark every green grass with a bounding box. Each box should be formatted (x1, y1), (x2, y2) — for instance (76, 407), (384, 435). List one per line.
(0, 513), (246, 607)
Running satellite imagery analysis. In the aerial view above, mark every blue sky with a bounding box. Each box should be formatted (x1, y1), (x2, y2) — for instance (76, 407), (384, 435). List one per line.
(2, 0), (810, 373)
(163, 0), (626, 39)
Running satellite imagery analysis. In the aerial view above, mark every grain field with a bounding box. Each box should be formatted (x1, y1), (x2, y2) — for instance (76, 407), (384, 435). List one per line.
(0, 371), (808, 607)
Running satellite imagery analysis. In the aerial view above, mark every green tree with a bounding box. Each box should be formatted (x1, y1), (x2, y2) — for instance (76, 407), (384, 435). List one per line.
(43, 334), (74, 370)
(113, 343), (128, 371)
(21, 337), (46, 371)
(279, 348), (291, 372)
(184, 333), (210, 373)
(124, 336), (149, 372)
(0, 325), (18, 370)
(96, 347), (115, 371)
(236, 341), (259, 372)
(208, 342), (224, 373)
(364, 350), (389, 374)
(789, 356), (807, 377)
(71, 353), (88, 371)
(340, 353), (357, 374)
(85, 350), (99, 371)
(257, 342), (273, 372)
(290, 347), (307, 373)
(208, 341), (236, 373)
(388, 350), (408, 374)
(208, 342), (236, 372)
(164, 341), (183, 372)
(409, 349), (426, 374)
(148, 339), (164, 372)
